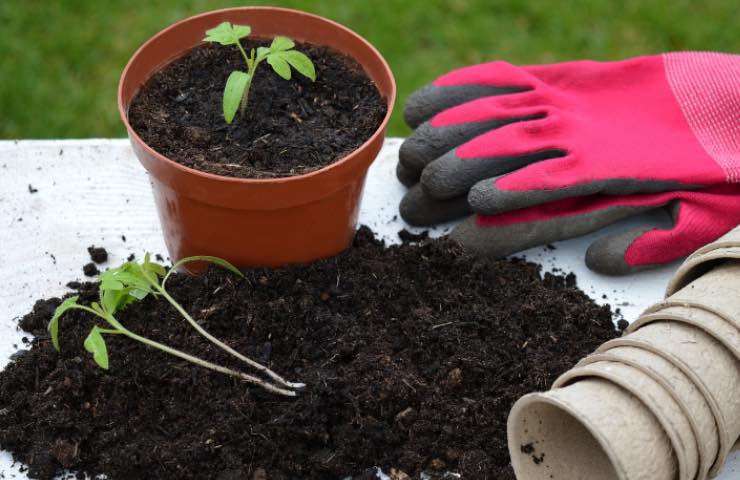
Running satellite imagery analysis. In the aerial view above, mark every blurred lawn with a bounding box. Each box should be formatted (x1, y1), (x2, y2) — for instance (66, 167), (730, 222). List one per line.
(1, 0), (738, 138)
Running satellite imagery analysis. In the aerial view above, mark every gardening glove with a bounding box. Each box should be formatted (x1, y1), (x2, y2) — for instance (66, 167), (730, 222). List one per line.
(452, 185), (740, 274)
(398, 51), (740, 274)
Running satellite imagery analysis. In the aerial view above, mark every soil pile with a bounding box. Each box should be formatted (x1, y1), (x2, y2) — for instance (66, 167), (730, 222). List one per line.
(0, 228), (619, 479)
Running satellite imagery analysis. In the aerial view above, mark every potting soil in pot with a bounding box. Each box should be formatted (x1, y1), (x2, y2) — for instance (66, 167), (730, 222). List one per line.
(128, 41), (387, 179)
(0, 228), (620, 480)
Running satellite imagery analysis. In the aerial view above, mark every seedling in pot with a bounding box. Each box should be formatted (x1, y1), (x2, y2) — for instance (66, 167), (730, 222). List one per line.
(203, 21), (316, 123)
(49, 254), (305, 396)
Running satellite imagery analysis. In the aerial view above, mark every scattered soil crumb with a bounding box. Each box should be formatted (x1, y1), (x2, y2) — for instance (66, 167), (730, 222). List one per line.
(81, 263), (99, 277)
(86, 246), (108, 264)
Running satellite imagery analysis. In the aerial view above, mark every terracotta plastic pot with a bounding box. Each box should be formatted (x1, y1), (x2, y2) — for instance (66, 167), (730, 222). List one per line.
(118, 7), (396, 267)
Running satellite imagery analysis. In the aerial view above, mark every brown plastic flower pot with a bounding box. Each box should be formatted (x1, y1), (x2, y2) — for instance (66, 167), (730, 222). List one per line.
(118, 7), (396, 268)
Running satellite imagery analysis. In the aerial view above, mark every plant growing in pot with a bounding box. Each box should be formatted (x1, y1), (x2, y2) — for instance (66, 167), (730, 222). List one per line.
(119, 7), (396, 268)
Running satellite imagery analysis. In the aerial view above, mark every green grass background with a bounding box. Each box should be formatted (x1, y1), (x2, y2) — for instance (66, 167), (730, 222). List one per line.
(1, 0), (738, 138)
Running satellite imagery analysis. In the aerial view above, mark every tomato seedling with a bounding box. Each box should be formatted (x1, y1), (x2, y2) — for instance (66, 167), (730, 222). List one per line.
(203, 21), (316, 123)
(49, 254), (304, 396)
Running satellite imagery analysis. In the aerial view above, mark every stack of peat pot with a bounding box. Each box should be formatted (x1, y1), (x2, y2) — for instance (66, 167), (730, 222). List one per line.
(508, 226), (740, 480)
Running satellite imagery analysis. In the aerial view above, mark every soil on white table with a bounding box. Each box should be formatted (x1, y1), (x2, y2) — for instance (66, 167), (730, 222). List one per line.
(0, 228), (620, 479)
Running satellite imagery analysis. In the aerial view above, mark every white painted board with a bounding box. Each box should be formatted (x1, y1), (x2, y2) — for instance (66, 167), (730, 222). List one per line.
(0, 139), (737, 478)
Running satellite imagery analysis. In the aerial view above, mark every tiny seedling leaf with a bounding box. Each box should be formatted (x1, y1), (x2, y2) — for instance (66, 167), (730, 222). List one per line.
(203, 22), (251, 46)
(270, 36), (295, 52)
(267, 54), (291, 80)
(223, 71), (250, 123)
(129, 289), (149, 300)
(256, 46), (271, 60)
(49, 296), (80, 351)
(142, 261), (166, 279)
(171, 255), (244, 278)
(280, 50), (316, 81)
(84, 326), (109, 370)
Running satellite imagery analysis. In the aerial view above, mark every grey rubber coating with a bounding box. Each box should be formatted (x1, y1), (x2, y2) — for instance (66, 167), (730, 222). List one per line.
(404, 84), (529, 129)
(450, 203), (657, 260)
(586, 199), (681, 275)
(585, 228), (655, 275)
(421, 149), (565, 200)
(396, 161), (420, 188)
(399, 184), (472, 226)
(398, 115), (541, 174)
(468, 177), (698, 215)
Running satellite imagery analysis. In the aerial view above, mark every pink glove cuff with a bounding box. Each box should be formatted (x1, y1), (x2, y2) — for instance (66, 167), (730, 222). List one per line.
(663, 52), (740, 182)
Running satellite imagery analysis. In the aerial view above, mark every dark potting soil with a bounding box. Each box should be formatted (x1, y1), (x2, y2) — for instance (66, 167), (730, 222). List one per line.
(87, 246), (108, 264)
(0, 228), (619, 480)
(128, 40), (387, 179)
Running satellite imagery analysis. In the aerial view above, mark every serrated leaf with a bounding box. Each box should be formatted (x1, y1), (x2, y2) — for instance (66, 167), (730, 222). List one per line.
(280, 50), (316, 81)
(270, 36), (294, 52)
(256, 46), (271, 61)
(267, 54), (291, 80)
(101, 289), (120, 315)
(100, 271), (124, 291)
(129, 289), (149, 300)
(203, 22), (251, 46)
(223, 70), (250, 123)
(142, 261), (166, 279)
(111, 272), (151, 291)
(49, 296), (80, 351)
(84, 326), (109, 370)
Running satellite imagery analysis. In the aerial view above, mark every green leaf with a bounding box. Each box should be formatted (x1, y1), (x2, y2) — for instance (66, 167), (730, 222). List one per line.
(267, 55), (291, 80)
(49, 296), (80, 351)
(99, 271), (124, 291)
(84, 326), (109, 370)
(203, 22), (251, 46)
(142, 261), (166, 279)
(255, 46), (271, 61)
(172, 256), (244, 278)
(129, 289), (149, 300)
(223, 70), (250, 124)
(280, 50), (316, 81)
(270, 36), (294, 52)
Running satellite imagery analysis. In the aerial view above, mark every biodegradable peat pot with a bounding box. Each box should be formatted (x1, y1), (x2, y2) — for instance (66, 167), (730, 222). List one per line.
(634, 304), (740, 360)
(553, 361), (698, 480)
(118, 7), (396, 267)
(599, 321), (740, 476)
(508, 378), (677, 480)
(578, 346), (719, 480)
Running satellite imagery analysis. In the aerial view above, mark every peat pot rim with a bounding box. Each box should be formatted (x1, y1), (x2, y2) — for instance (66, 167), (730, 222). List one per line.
(118, 6), (396, 210)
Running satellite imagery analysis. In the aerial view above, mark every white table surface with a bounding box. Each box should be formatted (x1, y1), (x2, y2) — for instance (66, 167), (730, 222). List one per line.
(0, 139), (737, 478)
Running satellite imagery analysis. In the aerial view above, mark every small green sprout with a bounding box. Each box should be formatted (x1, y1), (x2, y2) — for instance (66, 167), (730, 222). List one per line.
(203, 21), (316, 124)
(49, 254), (305, 396)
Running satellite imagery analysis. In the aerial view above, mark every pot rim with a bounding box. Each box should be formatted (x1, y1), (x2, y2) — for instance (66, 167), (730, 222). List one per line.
(117, 6), (396, 187)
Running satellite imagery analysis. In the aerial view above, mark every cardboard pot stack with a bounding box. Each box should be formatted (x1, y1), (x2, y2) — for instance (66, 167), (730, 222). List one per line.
(508, 226), (740, 480)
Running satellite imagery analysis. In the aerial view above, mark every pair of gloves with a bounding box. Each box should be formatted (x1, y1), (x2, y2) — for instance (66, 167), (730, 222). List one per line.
(398, 52), (740, 275)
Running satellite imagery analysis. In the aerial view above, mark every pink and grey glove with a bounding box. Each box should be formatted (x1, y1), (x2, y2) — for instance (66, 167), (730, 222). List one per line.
(398, 52), (740, 274)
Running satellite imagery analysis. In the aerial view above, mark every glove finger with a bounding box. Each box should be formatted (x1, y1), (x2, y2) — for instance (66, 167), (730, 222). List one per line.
(587, 187), (740, 275)
(399, 184), (471, 226)
(422, 149), (564, 200)
(404, 83), (528, 129)
(396, 161), (420, 188)
(585, 227), (663, 275)
(469, 156), (690, 215)
(401, 99), (554, 175)
(399, 113), (545, 176)
(451, 198), (655, 259)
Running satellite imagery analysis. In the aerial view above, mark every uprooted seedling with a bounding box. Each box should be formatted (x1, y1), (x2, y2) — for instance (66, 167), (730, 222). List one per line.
(203, 21), (316, 123)
(49, 254), (304, 396)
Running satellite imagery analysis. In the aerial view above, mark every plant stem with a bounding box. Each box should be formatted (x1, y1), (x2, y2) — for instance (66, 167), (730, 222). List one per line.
(235, 40), (250, 68)
(102, 314), (296, 397)
(156, 287), (305, 390)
